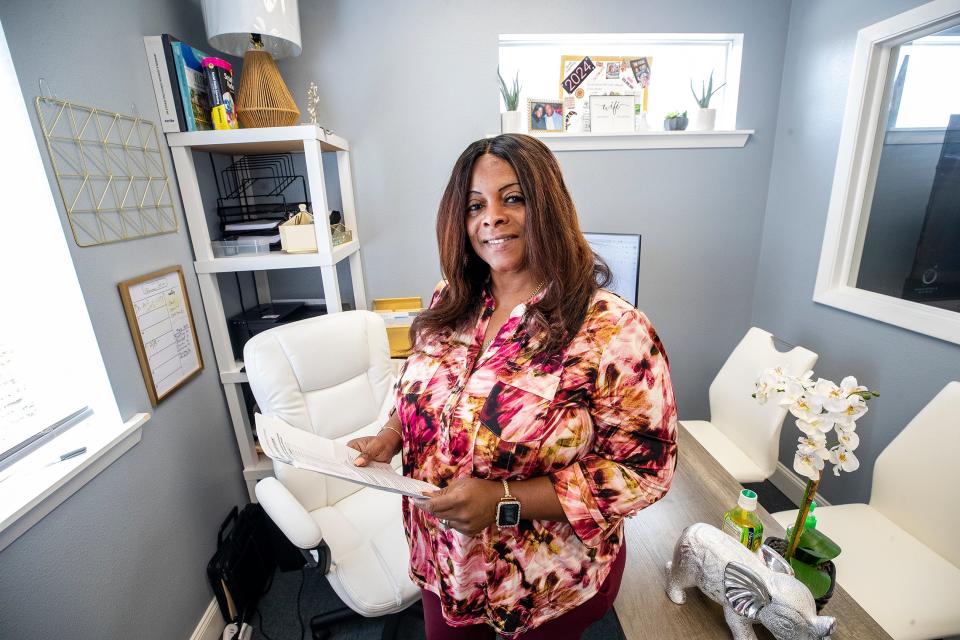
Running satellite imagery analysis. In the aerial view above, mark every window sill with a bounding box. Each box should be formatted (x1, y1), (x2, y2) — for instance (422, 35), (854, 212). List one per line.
(0, 412), (150, 552)
(491, 129), (753, 151)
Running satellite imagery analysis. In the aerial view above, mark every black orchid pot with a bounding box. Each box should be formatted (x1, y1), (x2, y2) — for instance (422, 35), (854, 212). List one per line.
(764, 536), (837, 613)
(664, 116), (688, 131)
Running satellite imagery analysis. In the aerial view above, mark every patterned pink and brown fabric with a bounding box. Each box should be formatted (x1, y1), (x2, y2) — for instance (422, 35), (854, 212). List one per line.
(395, 282), (678, 637)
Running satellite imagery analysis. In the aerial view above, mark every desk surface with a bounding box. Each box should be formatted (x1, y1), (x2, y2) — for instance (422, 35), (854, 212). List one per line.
(613, 425), (891, 639)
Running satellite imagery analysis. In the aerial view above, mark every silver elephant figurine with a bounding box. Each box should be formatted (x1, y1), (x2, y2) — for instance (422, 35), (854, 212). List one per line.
(665, 523), (837, 640)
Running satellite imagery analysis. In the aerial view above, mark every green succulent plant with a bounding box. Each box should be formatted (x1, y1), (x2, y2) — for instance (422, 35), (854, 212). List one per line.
(497, 68), (521, 111)
(691, 70), (727, 108)
(665, 111), (688, 120)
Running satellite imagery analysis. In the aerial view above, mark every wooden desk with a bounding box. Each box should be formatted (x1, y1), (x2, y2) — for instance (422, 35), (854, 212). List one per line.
(614, 425), (891, 639)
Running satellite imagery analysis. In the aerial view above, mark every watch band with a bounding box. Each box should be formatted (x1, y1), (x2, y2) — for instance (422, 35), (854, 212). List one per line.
(501, 479), (514, 500)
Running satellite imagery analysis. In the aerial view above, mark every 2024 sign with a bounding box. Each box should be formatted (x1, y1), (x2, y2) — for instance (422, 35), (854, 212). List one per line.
(562, 56), (596, 94)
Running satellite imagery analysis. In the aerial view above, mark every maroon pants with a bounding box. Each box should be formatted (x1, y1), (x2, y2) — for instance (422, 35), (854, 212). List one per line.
(421, 545), (626, 639)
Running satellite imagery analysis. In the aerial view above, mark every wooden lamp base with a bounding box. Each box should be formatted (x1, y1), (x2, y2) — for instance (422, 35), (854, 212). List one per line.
(236, 49), (300, 128)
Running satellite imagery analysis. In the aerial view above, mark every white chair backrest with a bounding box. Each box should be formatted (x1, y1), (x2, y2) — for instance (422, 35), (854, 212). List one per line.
(244, 311), (394, 509)
(709, 327), (819, 478)
(870, 381), (960, 568)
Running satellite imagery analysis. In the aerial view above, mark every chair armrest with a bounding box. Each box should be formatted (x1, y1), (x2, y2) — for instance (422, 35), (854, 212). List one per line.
(255, 477), (323, 550)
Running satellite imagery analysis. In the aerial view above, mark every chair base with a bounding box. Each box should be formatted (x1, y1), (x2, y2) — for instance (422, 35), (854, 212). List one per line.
(310, 600), (424, 640)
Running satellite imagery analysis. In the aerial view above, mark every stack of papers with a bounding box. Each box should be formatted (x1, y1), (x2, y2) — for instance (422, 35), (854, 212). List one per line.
(255, 413), (437, 500)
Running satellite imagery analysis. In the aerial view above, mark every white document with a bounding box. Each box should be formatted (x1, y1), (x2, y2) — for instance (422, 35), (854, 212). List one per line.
(255, 413), (438, 500)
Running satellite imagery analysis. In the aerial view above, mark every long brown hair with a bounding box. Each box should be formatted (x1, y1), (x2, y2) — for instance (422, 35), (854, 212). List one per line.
(411, 134), (611, 356)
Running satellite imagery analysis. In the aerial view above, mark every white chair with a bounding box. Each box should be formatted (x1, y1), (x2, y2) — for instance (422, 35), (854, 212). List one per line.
(773, 381), (960, 640)
(682, 327), (818, 483)
(244, 311), (421, 639)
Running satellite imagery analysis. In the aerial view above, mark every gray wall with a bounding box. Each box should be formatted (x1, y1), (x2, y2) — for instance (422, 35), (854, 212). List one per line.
(0, 1), (247, 639)
(277, 0), (793, 419)
(752, 0), (960, 505)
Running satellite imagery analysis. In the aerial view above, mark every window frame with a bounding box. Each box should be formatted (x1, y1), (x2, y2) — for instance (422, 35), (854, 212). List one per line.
(812, 0), (960, 346)
(496, 32), (750, 151)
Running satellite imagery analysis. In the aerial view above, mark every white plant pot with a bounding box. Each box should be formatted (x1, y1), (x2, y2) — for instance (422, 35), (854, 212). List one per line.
(501, 111), (523, 134)
(691, 108), (717, 131)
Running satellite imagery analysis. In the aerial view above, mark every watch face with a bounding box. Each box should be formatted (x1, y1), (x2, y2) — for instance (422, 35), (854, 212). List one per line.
(497, 500), (521, 527)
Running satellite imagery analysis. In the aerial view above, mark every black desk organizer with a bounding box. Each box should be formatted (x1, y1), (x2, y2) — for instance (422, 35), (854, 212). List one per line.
(213, 153), (311, 248)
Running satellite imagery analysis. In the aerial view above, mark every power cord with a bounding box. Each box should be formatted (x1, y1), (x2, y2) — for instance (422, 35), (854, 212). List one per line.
(297, 566), (307, 640)
(253, 608), (273, 640)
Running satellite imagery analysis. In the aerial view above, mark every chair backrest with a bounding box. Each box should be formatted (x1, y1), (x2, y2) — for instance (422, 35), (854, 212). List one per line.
(870, 381), (960, 568)
(709, 327), (819, 478)
(244, 311), (395, 510)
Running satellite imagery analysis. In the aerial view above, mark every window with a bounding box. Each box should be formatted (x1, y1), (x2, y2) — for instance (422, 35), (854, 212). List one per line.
(498, 33), (743, 131)
(890, 33), (960, 129)
(814, 2), (960, 346)
(0, 19), (139, 550)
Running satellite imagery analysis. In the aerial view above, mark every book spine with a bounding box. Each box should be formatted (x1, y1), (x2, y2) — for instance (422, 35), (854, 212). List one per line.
(143, 36), (181, 133)
(161, 35), (187, 132)
(169, 41), (197, 131)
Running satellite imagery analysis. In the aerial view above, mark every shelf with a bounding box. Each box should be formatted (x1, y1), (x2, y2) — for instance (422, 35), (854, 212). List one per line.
(242, 455), (274, 482)
(494, 129), (754, 152)
(194, 240), (359, 273)
(220, 364), (247, 385)
(166, 124), (349, 154)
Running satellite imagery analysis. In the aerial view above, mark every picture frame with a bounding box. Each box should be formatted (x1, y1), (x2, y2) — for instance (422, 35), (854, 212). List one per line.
(588, 95), (636, 133)
(118, 265), (204, 406)
(526, 97), (565, 133)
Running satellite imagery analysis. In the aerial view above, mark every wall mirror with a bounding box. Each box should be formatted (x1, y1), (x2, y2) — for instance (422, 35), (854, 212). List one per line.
(814, 0), (960, 345)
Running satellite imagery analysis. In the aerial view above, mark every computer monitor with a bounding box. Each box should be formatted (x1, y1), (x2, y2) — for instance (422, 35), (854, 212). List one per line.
(584, 232), (641, 306)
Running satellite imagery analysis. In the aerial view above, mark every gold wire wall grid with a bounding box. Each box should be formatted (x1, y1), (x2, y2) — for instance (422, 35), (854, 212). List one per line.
(34, 96), (178, 246)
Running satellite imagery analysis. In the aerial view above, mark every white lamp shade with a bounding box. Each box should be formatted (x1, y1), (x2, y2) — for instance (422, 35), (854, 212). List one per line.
(201, 0), (302, 59)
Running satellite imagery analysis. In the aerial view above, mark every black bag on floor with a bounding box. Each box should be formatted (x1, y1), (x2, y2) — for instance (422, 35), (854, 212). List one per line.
(207, 504), (277, 625)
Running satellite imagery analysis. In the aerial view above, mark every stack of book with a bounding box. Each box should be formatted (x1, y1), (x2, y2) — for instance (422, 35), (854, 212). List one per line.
(143, 34), (218, 132)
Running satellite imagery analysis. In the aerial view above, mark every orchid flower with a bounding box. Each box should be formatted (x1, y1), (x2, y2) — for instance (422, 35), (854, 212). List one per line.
(793, 450), (825, 481)
(797, 434), (830, 460)
(829, 446), (860, 476)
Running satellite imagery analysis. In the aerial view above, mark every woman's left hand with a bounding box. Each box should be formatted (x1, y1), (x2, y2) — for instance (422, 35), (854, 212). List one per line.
(421, 478), (503, 536)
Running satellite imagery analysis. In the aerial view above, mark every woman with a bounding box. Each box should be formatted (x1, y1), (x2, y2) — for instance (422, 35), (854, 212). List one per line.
(531, 104), (546, 130)
(350, 134), (677, 639)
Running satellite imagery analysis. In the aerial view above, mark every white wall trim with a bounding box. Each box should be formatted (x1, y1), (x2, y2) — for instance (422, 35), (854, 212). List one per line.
(488, 129), (754, 152)
(189, 598), (224, 640)
(812, 0), (960, 346)
(769, 462), (832, 510)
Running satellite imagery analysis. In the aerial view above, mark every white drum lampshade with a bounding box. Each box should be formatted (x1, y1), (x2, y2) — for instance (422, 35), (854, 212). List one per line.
(201, 0), (303, 128)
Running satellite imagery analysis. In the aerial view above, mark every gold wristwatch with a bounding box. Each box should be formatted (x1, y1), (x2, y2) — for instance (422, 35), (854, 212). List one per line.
(496, 479), (521, 529)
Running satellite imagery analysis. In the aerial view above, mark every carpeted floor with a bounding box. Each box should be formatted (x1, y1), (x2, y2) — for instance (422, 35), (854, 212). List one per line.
(248, 565), (625, 640)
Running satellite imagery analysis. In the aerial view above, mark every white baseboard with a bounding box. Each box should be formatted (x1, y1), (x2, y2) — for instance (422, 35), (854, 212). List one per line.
(769, 462), (831, 510)
(189, 598), (223, 640)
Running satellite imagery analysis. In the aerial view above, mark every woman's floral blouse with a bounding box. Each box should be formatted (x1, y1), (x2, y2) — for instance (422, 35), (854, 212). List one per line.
(395, 283), (677, 637)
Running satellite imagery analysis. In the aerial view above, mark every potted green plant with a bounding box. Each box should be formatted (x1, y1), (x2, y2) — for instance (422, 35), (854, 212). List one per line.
(754, 369), (879, 609)
(498, 68), (522, 133)
(689, 70), (726, 131)
(663, 111), (688, 131)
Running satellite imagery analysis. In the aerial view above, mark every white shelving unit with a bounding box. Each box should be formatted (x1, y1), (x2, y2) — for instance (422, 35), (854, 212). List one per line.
(167, 124), (366, 499)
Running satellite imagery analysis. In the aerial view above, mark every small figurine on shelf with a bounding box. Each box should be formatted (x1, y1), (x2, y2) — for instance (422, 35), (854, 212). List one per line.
(307, 82), (319, 125)
(329, 210), (352, 246)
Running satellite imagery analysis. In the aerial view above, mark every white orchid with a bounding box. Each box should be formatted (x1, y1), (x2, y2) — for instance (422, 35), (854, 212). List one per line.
(829, 446), (860, 476)
(754, 366), (877, 481)
(836, 430), (859, 451)
(797, 434), (830, 460)
(794, 450), (825, 481)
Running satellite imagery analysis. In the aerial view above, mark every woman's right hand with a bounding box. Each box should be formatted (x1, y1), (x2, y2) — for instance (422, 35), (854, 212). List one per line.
(347, 429), (401, 466)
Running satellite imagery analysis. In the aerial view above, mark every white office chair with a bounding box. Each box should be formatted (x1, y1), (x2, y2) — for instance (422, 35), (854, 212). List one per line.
(244, 311), (421, 639)
(682, 327), (819, 483)
(773, 381), (960, 640)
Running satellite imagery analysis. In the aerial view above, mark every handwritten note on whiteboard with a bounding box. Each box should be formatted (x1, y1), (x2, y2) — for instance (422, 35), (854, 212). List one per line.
(119, 266), (203, 405)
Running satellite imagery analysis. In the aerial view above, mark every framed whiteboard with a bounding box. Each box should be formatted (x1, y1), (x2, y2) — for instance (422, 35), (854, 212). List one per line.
(118, 266), (203, 406)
